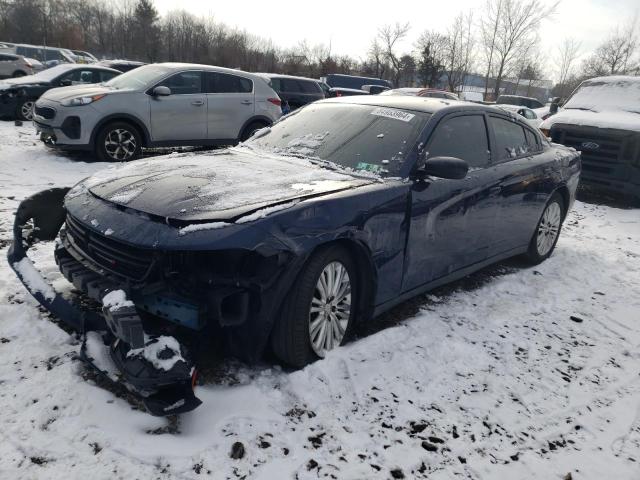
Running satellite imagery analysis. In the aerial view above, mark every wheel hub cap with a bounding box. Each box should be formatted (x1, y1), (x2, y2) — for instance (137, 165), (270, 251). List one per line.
(21, 101), (34, 120)
(104, 128), (137, 161)
(309, 261), (351, 357)
(536, 202), (561, 256)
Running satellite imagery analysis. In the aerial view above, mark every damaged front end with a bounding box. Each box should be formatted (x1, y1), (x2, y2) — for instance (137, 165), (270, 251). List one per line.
(7, 188), (201, 416)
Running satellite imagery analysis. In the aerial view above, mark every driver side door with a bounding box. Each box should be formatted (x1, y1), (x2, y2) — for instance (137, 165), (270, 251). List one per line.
(402, 113), (502, 292)
(150, 70), (207, 142)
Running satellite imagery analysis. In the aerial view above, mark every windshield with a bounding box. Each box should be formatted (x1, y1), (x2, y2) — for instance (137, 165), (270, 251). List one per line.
(564, 78), (640, 113)
(0, 64), (74, 85)
(247, 103), (430, 176)
(104, 64), (171, 90)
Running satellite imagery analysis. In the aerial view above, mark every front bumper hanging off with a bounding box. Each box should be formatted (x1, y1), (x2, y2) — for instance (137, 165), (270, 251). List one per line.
(6, 188), (202, 416)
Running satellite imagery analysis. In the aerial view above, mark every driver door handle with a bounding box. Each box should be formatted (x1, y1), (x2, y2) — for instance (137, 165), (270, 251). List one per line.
(191, 100), (204, 106)
(241, 100), (253, 105)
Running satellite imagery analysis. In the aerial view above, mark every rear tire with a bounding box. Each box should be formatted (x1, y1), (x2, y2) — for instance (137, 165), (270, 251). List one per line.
(95, 122), (142, 162)
(271, 245), (357, 368)
(240, 121), (268, 142)
(15, 99), (35, 121)
(12, 71), (26, 78)
(524, 193), (565, 265)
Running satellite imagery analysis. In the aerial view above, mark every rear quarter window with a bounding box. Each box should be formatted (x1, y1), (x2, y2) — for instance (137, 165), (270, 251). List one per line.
(299, 80), (321, 94)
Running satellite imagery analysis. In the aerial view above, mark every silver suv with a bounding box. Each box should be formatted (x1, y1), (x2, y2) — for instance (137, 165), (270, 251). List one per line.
(0, 52), (41, 78)
(34, 63), (283, 161)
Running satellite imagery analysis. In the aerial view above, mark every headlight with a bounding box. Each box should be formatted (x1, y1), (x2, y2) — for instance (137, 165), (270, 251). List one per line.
(62, 94), (105, 107)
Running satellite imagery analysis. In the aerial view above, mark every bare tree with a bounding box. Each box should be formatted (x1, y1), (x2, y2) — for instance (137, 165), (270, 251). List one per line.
(480, 0), (503, 98)
(366, 39), (387, 79)
(482, 0), (558, 99)
(443, 12), (475, 93)
(554, 37), (580, 97)
(378, 22), (411, 87)
(582, 19), (639, 76)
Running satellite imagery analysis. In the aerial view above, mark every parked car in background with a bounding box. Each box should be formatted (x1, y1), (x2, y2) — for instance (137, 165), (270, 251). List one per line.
(361, 84), (390, 94)
(70, 49), (98, 63)
(0, 53), (41, 78)
(0, 43), (76, 65)
(0, 63), (120, 121)
(9, 95), (580, 414)
(497, 104), (542, 128)
(322, 73), (392, 91)
(317, 80), (331, 97)
(257, 73), (324, 110)
(34, 63), (282, 161)
(326, 87), (369, 97)
(496, 94), (544, 109)
(540, 75), (640, 201)
(460, 91), (484, 102)
(380, 88), (459, 100)
(96, 59), (146, 73)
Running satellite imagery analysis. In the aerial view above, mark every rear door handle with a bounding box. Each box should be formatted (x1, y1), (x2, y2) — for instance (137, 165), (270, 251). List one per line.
(191, 100), (204, 106)
(241, 100), (253, 105)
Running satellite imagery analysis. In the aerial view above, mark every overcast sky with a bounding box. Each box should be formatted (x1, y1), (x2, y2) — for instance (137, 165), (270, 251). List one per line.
(154, 0), (638, 79)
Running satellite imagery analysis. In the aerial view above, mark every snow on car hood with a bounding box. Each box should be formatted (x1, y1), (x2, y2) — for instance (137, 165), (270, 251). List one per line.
(78, 148), (375, 222)
(541, 108), (640, 132)
(40, 84), (114, 103)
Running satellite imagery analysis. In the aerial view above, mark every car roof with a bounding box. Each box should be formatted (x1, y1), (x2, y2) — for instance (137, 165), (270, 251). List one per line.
(153, 62), (262, 78)
(255, 73), (319, 83)
(320, 95), (499, 114)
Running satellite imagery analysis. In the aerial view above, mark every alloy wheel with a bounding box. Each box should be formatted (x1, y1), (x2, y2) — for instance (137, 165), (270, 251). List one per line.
(309, 261), (351, 357)
(536, 201), (562, 256)
(20, 101), (34, 121)
(104, 128), (137, 161)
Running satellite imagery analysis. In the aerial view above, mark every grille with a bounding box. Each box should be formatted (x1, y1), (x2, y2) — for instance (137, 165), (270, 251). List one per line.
(551, 127), (639, 180)
(35, 105), (56, 120)
(64, 214), (154, 281)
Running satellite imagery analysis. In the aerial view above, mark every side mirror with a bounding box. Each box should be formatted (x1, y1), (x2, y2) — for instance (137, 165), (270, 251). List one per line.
(418, 156), (469, 180)
(549, 97), (561, 114)
(59, 79), (72, 87)
(152, 85), (171, 97)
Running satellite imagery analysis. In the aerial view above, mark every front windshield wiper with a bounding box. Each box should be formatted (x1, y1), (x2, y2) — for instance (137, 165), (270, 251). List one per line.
(564, 106), (597, 112)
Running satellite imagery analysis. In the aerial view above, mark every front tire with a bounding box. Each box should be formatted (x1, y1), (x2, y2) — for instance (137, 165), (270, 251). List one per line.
(240, 121), (268, 142)
(95, 122), (142, 162)
(271, 246), (357, 368)
(525, 193), (565, 264)
(16, 99), (35, 121)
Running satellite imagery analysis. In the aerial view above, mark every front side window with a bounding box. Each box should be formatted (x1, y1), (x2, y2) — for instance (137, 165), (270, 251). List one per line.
(58, 69), (98, 85)
(206, 72), (252, 94)
(489, 116), (529, 161)
(99, 70), (118, 82)
(248, 103), (430, 176)
(159, 71), (202, 95)
(427, 115), (490, 168)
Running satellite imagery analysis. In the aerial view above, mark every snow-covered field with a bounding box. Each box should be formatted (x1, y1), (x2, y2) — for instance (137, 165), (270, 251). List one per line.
(0, 120), (639, 480)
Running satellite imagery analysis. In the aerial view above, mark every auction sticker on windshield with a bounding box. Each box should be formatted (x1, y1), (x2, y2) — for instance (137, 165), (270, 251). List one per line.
(371, 107), (415, 122)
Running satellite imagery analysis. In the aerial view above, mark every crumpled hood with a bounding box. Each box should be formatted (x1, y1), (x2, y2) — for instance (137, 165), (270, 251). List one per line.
(77, 148), (375, 222)
(541, 108), (640, 133)
(0, 78), (49, 90)
(40, 84), (116, 103)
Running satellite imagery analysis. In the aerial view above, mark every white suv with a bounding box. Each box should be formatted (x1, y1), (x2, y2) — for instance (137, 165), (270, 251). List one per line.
(33, 63), (283, 161)
(0, 53), (41, 78)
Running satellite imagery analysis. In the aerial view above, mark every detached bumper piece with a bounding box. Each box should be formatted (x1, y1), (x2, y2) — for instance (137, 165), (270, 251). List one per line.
(7, 188), (202, 416)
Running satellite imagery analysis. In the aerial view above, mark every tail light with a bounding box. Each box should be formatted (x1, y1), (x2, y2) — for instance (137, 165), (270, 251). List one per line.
(24, 60), (33, 68)
(336, 91), (342, 97)
(267, 97), (281, 106)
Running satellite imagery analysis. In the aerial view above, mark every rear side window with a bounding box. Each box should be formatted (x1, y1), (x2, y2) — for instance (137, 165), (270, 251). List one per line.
(206, 72), (253, 93)
(524, 128), (542, 152)
(159, 71), (202, 94)
(281, 78), (303, 93)
(489, 116), (528, 160)
(299, 80), (321, 94)
(0, 54), (17, 61)
(427, 115), (490, 168)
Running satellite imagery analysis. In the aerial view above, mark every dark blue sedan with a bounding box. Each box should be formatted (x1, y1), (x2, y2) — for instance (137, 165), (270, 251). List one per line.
(8, 96), (581, 415)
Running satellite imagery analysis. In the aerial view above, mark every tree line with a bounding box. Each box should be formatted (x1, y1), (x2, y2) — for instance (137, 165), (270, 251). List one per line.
(0, 0), (638, 99)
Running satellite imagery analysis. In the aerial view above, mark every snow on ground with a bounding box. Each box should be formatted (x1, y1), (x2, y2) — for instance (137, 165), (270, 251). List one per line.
(0, 120), (639, 479)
